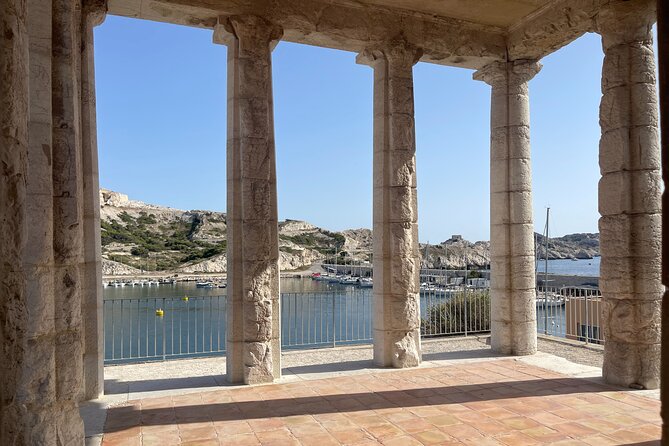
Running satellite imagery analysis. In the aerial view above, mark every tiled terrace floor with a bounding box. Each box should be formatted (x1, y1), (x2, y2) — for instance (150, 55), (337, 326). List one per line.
(101, 358), (661, 446)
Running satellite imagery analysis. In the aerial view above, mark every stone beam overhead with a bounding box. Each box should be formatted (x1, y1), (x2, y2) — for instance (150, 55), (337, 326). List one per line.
(111, 0), (657, 68)
(507, 0), (657, 61)
(108, 0), (506, 69)
(507, 0), (600, 60)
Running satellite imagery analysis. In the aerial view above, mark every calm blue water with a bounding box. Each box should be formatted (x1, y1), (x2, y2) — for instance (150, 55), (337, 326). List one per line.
(536, 257), (600, 276)
(102, 279), (480, 363)
(102, 259), (600, 363)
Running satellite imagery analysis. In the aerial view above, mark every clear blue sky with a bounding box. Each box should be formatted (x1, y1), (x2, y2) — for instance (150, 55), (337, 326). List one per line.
(95, 16), (655, 243)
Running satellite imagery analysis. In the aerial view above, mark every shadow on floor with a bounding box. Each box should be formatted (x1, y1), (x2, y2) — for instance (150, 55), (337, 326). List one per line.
(104, 374), (228, 395)
(103, 376), (620, 434)
(283, 359), (374, 375)
(423, 348), (502, 362)
(103, 349), (505, 395)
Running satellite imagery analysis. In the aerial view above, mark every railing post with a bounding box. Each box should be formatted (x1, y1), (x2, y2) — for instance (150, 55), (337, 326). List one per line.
(584, 293), (589, 346)
(162, 297), (166, 361)
(544, 287), (548, 335)
(464, 285), (468, 337)
(332, 293), (336, 348)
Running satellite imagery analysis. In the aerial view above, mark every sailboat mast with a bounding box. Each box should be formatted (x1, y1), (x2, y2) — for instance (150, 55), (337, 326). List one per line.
(544, 207), (550, 288)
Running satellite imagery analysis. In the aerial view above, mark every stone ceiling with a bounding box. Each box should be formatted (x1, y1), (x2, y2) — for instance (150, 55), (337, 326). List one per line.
(351, 0), (552, 28)
(107, 0), (598, 68)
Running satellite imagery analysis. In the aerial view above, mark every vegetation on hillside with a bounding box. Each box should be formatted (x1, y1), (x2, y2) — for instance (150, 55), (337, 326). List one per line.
(101, 211), (226, 271)
(279, 229), (345, 254)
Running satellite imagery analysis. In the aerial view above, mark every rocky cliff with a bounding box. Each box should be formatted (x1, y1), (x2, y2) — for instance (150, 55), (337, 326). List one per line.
(100, 190), (346, 275)
(100, 189), (599, 275)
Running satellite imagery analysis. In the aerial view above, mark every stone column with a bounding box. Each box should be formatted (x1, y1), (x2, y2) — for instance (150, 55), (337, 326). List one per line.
(0, 0), (29, 442)
(659, 0), (668, 439)
(19, 0), (60, 442)
(474, 60), (541, 356)
(213, 15), (282, 384)
(357, 38), (423, 368)
(595, 0), (662, 390)
(81, 0), (106, 401)
(52, 0), (86, 440)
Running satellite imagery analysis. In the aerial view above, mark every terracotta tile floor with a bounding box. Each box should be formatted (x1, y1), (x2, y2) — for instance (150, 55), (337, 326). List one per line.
(102, 359), (662, 445)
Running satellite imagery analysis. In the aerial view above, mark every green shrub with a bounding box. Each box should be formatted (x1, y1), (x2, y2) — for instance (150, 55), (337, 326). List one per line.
(421, 290), (491, 335)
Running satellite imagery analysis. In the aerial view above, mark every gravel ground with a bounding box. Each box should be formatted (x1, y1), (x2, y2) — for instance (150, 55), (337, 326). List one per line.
(283, 335), (603, 369)
(537, 336), (603, 368)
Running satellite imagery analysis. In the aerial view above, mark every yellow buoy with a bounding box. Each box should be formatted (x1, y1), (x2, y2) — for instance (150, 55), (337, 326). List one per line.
(182, 296), (189, 302)
(155, 308), (164, 317)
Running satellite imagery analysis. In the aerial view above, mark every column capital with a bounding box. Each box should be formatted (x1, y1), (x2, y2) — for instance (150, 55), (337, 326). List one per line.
(356, 36), (422, 70)
(595, 0), (655, 48)
(213, 15), (283, 49)
(473, 60), (542, 88)
(82, 0), (107, 27)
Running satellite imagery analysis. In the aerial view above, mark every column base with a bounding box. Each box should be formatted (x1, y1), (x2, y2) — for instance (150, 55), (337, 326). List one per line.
(373, 329), (421, 368)
(490, 319), (537, 356)
(603, 339), (660, 390)
(226, 340), (279, 385)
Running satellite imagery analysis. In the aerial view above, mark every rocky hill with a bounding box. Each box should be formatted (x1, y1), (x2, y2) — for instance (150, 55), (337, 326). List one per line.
(100, 189), (599, 275)
(100, 190), (352, 276)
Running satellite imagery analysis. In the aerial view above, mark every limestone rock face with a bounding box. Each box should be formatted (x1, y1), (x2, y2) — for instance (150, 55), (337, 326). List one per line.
(279, 219), (318, 234)
(342, 228), (372, 253)
(177, 254), (228, 274)
(102, 259), (141, 276)
(100, 189), (130, 207)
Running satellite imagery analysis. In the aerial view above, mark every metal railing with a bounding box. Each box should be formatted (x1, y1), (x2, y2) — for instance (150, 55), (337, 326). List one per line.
(104, 296), (227, 364)
(102, 284), (602, 365)
(536, 286), (604, 344)
(420, 286), (491, 337)
(281, 290), (373, 349)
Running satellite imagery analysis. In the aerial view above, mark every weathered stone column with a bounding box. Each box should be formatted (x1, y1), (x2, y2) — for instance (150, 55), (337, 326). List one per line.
(214, 15), (282, 384)
(357, 38), (422, 368)
(474, 60), (541, 356)
(81, 0), (106, 401)
(52, 0), (86, 440)
(595, 0), (662, 390)
(0, 0), (29, 441)
(657, 0), (669, 444)
(20, 0), (60, 442)
(659, 0), (668, 439)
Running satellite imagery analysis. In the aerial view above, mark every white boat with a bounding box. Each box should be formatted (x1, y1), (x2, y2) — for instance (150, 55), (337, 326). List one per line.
(341, 276), (358, 285)
(358, 278), (373, 288)
(536, 293), (565, 308)
(196, 281), (212, 288)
